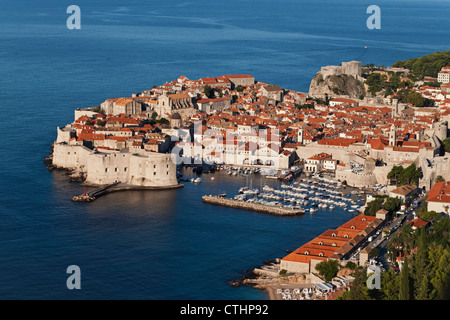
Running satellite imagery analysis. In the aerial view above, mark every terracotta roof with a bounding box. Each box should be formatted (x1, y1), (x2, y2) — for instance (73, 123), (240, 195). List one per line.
(390, 185), (417, 196)
(427, 181), (450, 203)
(407, 218), (429, 229)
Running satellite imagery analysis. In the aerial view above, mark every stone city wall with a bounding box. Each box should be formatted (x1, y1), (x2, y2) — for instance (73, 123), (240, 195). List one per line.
(52, 143), (178, 187)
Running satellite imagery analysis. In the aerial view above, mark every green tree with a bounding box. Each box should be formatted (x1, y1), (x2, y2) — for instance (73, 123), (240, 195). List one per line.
(421, 210), (440, 221)
(392, 50), (450, 79)
(315, 259), (340, 281)
(380, 269), (400, 300)
(383, 197), (402, 215)
(388, 163), (422, 186)
(396, 88), (434, 108)
(399, 257), (411, 300)
(429, 246), (450, 299)
(400, 163), (422, 186)
(295, 103), (314, 110)
(443, 137), (450, 153)
(338, 267), (372, 300)
(387, 165), (404, 185)
(364, 198), (385, 216)
(235, 85), (244, 92)
(435, 175), (445, 183)
(204, 85), (214, 98)
(416, 274), (430, 300)
(157, 117), (170, 125)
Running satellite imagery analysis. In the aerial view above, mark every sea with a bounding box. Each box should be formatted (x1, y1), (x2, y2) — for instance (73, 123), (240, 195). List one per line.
(0, 0), (449, 300)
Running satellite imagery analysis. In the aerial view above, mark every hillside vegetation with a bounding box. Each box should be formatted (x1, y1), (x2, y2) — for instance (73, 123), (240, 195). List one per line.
(392, 50), (450, 80)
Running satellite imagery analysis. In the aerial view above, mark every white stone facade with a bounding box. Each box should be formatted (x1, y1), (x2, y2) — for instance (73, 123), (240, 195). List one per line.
(52, 143), (178, 187)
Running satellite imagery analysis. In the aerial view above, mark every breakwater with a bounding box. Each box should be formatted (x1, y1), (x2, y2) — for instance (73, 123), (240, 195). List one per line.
(202, 195), (305, 216)
(72, 183), (184, 202)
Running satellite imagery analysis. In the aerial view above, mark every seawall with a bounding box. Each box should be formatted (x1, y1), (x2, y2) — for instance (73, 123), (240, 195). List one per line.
(202, 195), (305, 216)
(72, 183), (184, 202)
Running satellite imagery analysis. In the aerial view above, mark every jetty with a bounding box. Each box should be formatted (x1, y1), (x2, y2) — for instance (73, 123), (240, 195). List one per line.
(202, 195), (305, 216)
(72, 182), (183, 202)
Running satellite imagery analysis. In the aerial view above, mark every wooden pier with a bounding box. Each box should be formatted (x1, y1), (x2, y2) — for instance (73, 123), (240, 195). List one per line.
(202, 195), (305, 216)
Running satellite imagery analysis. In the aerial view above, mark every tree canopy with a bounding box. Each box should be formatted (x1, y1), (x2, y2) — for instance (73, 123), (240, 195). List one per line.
(339, 213), (450, 300)
(315, 259), (340, 282)
(443, 137), (450, 153)
(387, 163), (422, 186)
(203, 85), (214, 98)
(392, 50), (450, 80)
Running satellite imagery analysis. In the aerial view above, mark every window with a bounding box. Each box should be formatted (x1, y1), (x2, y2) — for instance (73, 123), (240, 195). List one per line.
(115, 168), (118, 172)
(332, 243), (337, 247)
(344, 234), (349, 238)
(304, 251), (309, 255)
(105, 168), (108, 173)
(319, 253), (324, 257)
(332, 233), (336, 237)
(318, 242), (323, 245)
(124, 167), (127, 172)
(351, 225), (355, 229)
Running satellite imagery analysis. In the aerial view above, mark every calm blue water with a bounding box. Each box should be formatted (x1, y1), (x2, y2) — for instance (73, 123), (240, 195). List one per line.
(0, 0), (449, 299)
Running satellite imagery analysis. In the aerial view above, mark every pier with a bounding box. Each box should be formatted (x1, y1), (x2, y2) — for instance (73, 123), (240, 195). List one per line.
(202, 195), (305, 216)
(72, 182), (183, 202)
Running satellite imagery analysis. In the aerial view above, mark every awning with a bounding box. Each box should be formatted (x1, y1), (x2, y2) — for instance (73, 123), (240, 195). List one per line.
(314, 283), (334, 291)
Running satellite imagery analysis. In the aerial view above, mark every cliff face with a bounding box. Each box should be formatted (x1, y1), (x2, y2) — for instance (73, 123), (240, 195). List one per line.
(309, 73), (366, 99)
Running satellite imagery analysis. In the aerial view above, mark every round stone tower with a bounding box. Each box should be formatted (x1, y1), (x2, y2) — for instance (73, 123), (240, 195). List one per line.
(171, 112), (182, 128)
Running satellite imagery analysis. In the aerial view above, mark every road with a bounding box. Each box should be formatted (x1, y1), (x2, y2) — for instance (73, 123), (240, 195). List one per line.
(348, 192), (426, 271)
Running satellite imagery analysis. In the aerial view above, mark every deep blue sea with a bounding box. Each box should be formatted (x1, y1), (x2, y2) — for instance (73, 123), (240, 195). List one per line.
(0, 0), (449, 299)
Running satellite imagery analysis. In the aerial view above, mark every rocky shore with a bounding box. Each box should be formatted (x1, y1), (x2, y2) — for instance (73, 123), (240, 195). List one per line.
(44, 151), (86, 183)
(233, 260), (353, 300)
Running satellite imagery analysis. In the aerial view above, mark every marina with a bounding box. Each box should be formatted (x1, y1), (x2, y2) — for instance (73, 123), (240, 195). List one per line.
(194, 164), (366, 215)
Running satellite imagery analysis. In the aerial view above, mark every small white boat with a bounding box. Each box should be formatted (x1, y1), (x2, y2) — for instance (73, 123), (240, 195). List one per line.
(194, 177), (201, 183)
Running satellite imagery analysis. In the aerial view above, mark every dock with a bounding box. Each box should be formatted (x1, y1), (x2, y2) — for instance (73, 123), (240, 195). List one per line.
(72, 182), (183, 202)
(202, 195), (305, 216)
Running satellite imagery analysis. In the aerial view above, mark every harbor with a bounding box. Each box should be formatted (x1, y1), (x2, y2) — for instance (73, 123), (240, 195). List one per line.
(189, 163), (367, 216)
